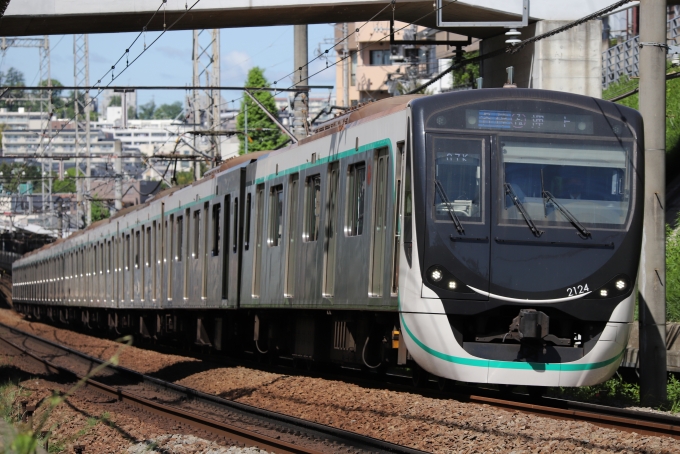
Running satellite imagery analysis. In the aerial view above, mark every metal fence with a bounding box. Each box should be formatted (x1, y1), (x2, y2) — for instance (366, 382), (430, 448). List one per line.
(602, 13), (680, 89)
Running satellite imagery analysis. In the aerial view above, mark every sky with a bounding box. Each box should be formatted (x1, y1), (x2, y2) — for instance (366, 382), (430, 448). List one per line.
(0, 24), (337, 111)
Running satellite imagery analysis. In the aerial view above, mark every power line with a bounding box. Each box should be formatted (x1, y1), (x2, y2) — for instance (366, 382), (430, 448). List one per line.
(220, 0), (458, 109)
(39, 0), (205, 152)
(1, 85), (334, 92)
(406, 0), (634, 95)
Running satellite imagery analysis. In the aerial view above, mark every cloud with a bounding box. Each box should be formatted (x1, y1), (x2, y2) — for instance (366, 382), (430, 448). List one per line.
(221, 50), (251, 85)
(155, 45), (188, 60)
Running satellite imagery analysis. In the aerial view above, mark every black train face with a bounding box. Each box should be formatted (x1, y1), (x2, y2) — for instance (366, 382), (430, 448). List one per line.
(408, 89), (643, 350)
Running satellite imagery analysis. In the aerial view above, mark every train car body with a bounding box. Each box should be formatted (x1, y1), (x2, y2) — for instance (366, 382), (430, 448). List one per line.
(13, 89), (643, 387)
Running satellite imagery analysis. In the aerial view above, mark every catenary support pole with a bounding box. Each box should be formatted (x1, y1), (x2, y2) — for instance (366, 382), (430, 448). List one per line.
(113, 141), (123, 216)
(293, 24), (309, 140)
(342, 23), (349, 107)
(638, 0), (667, 407)
(193, 30), (201, 181)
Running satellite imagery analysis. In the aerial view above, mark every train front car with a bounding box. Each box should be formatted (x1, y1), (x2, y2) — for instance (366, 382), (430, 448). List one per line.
(400, 89), (643, 387)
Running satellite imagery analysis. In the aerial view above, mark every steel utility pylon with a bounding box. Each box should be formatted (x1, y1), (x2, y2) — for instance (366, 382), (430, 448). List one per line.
(73, 34), (91, 227)
(191, 29), (221, 180)
(0, 36), (53, 226)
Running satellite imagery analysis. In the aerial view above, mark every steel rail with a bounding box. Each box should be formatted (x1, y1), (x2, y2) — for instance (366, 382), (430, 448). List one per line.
(0, 330), (321, 454)
(0, 322), (427, 454)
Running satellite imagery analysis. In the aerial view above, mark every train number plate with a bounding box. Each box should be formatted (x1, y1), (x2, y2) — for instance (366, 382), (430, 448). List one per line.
(566, 284), (589, 296)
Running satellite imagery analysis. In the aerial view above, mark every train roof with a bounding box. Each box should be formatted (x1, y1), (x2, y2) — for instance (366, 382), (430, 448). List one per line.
(16, 96), (424, 263)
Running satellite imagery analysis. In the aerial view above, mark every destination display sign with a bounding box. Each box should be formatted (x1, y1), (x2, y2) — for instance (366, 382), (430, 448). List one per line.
(465, 110), (594, 135)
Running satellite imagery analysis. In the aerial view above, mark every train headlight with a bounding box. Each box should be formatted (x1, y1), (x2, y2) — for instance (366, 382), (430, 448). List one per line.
(425, 265), (473, 294)
(430, 269), (443, 282)
(585, 275), (631, 299)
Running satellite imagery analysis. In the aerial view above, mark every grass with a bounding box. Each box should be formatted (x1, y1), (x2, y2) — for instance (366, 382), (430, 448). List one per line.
(0, 335), (132, 454)
(667, 217), (680, 322)
(549, 373), (680, 413)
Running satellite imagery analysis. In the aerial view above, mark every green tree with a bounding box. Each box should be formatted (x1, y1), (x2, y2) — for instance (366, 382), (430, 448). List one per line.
(138, 100), (156, 119)
(451, 51), (480, 88)
(236, 67), (287, 153)
(153, 101), (183, 120)
(109, 95), (122, 107)
(603, 67), (680, 177)
(91, 197), (110, 222)
(0, 163), (41, 193)
(52, 167), (77, 193)
(668, 213), (680, 322)
(173, 170), (195, 185)
(0, 67), (26, 111)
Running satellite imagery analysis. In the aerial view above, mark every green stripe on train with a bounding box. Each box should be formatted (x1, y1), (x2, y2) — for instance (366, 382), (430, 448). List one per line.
(399, 312), (624, 372)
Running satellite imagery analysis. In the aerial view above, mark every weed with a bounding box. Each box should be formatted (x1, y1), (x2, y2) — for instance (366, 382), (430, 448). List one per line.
(1, 335), (132, 454)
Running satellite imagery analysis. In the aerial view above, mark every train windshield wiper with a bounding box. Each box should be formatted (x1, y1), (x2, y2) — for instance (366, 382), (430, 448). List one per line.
(435, 179), (464, 234)
(504, 182), (543, 237)
(540, 171), (591, 239)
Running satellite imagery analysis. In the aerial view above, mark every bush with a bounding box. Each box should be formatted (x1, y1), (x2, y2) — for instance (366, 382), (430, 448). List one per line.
(668, 218), (680, 322)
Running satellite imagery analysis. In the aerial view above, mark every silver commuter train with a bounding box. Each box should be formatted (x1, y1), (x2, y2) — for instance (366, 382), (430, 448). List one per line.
(13, 89), (643, 388)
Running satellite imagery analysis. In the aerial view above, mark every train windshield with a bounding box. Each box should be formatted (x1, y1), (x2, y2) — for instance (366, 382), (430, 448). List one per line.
(434, 137), (483, 222)
(500, 137), (633, 228)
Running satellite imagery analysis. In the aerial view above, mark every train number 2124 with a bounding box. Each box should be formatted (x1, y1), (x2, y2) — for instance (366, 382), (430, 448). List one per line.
(567, 284), (589, 296)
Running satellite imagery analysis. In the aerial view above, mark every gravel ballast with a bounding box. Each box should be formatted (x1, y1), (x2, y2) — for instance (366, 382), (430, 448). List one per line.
(1, 308), (679, 453)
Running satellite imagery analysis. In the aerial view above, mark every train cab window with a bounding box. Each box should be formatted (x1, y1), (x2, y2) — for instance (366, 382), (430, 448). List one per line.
(499, 138), (632, 227)
(212, 203), (221, 256)
(303, 175), (321, 242)
(433, 137), (483, 222)
(176, 216), (184, 261)
(345, 163), (366, 236)
(193, 210), (200, 259)
(268, 185), (284, 247)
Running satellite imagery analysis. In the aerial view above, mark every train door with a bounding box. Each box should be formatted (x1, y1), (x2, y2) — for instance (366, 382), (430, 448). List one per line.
(323, 162), (339, 297)
(370, 147), (389, 297)
(422, 134), (491, 301)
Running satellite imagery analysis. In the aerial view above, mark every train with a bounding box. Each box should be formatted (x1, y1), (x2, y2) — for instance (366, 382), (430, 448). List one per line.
(12, 88), (643, 388)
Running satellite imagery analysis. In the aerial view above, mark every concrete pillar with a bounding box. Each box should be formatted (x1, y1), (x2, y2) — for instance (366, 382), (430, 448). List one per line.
(293, 24), (309, 140)
(638, 0), (667, 408)
(480, 20), (602, 97)
(113, 140), (123, 216)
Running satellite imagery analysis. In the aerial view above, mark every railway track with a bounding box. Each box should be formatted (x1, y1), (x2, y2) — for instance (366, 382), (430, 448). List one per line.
(2, 321), (680, 451)
(0, 322), (427, 454)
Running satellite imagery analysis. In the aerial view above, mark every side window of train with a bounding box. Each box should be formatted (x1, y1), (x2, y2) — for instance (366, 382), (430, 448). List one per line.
(176, 215), (184, 261)
(135, 230), (141, 268)
(212, 202), (221, 256)
(268, 185), (284, 247)
(404, 126), (413, 268)
(233, 197), (239, 253)
(345, 162), (366, 236)
(303, 174), (321, 242)
(244, 193), (251, 250)
(126, 235), (131, 271)
(193, 210), (200, 259)
(146, 226), (151, 267)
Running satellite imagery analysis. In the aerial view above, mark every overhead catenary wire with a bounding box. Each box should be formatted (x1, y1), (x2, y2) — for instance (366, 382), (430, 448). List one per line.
(37, 0), (205, 152)
(220, 0), (459, 111)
